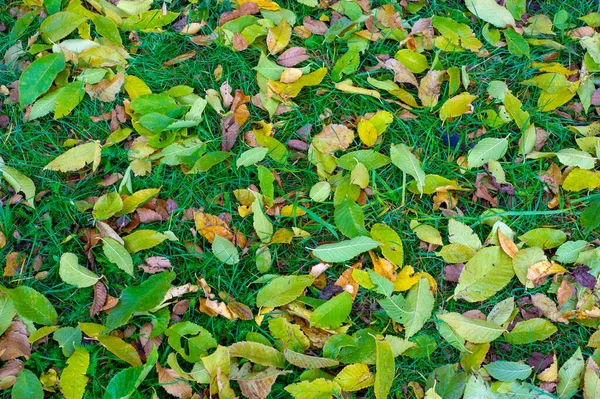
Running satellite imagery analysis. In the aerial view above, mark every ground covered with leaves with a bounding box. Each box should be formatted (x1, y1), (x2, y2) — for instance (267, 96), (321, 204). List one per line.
(1, 0), (600, 397)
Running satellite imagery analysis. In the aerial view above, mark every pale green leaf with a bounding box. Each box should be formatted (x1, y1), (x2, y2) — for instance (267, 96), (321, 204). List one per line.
(437, 312), (505, 344)
(59, 252), (100, 288)
(212, 234), (240, 265)
(255, 275), (314, 307)
(390, 143), (426, 193)
(312, 236), (380, 263)
(454, 247), (514, 302)
(467, 138), (509, 169)
(102, 238), (134, 276)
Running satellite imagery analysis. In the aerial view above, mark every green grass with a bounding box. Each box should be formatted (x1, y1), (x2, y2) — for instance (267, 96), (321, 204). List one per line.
(1, 0), (600, 397)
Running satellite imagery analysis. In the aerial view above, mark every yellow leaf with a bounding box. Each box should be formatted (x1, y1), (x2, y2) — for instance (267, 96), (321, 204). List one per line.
(97, 335), (142, 366)
(538, 355), (558, 381)
(44, 141), (102, 173)
(335, 79), (381, 98)
(238, 0), (279, 10)
(393, 266), (421, 291)
(563, 168), (600, 192)
(538, 82), (579, 112)
(526, 260), (567, 286)
(312, 124), (355, 153)
(280, 68), (303, 83)
(334, 363), (374, 391)
(439, 92), (477, 121)
(267, 19), (291, 55)
(358, 119), (378, 147)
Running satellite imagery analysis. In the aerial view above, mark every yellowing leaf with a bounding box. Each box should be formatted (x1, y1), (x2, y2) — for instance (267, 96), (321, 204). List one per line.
(268, 68), (326, 101)
(312, 124), (355, 154)
(418, 70), (446, 107)
(374, 337), (394, 399)
(267, 19), (291, 55)
(60, 347), (89, 399)
(439, 93), (477, 121)
(335, 79), (381, 98)
(239, 0), (280, 10)
(563, 168), (600, 192)
(44, 141), (102, 173)
(438, 312), (505, 343)
(334, 363), (374, 391)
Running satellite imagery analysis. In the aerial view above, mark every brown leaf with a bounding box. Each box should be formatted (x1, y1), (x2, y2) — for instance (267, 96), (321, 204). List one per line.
(232, 33), (249, 51)
(592, 88), (600, 106)
(303, 17), (327, 35)
(157, 364), (193, 399)
(527, 261), (567, 286)
(162, 51), (196, 67)
(139, 256), (173, 274)
(280, 68), (303, 84)
(194, 212), (234, 243)
(0, 359), (23, 389)
(220, 82), (234, 109)
(0, 231), (5, 249)
(85, 71), (125, 102)
(97, 173), (123, 187)
(0, 322), (30, 360)
(221, 113), (239, 152)
(418, 70), (446, 107)
(96, 221), (124, 245)
(90, 281), (107, 318)
(139, 323), (162, 359)
(219, 2), (259, 26)
(172, 299), (191, 315)
(443, 264), (464, 282)
(530, 293), (568, 323)
(136, 208), (163, 223)
(231, 89), (250, 126)
(236, 367), (283, 399)
(277, 47), (309, 67)
(4, 252), (25, 277)
(556, 278), (574, 306)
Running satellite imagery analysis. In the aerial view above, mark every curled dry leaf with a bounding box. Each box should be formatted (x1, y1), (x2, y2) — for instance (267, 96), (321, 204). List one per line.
(90, 281), (108, 318)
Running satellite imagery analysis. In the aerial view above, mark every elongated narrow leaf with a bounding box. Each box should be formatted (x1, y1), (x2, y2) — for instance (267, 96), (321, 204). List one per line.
(312, 236), (380, 263)
(60, 347), (90, 399)
(374, 337), (394, 399)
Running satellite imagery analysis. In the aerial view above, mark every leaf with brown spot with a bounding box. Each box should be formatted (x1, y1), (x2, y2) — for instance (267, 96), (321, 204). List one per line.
(418, 70), (446, 107)
(194, 212), (233, 242)
(312, 124), (355, 154)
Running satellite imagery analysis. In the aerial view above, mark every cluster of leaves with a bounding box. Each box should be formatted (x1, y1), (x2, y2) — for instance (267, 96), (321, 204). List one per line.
(2, 0), (600, 398)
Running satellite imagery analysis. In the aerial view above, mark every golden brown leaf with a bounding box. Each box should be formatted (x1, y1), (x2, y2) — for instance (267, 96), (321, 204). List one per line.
(498, 230), (519, 258)
(157, 364), (193, 399)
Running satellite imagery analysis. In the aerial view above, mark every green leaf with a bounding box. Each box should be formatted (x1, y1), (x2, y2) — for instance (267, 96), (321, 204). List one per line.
(0, 295), (15, 336)
(105, 272), (175, 331)
(268, 317), (310, 352)
(557, 348), (585, 398)
(370, 223), (404, 267)
(93, 191), (123, 220)
(312, 236), (380, 263)
(390, 143), (426, 193)
(122, 230), (168, 253)
(454, 246), (514, 302)
(518, 228), (566, 249)
(236, 147), (269, 168)
(334, 199), (368, 238)
(504, 28), (530, 57)
(374, 337), (395, 399)
(252, 197), (273, 243)
(60, 347), (89, 399)
(483, 361), (532, 382)
(102, 347), (157, 399)
(229, 341), (285, 368)
(212, 234), (240, 265)
(556, 240), (588, 264)
(0, 164), (36, 208)
(102, 238), (134, 276)
(581, 199), (600, 233)
(12, 369), (43, 399)
(310, 291), (352, 329)
(504, 318), (557, 344)
(284, 349), (339, 368)
(121, 188), (160, 214)
(285, 378), (340, 398)
(467, 138), (509, 169)
(465, 0), (516, 28)
(165, 322), (217, 363)
(256, 275), (314, 307)
(437, 312), (505, 344)
(59, 252), (100, 288)
(18, 52), (66, 106)
(8, 286), (58, 325)
(54, 82), (85, 118)
(309, 181), (331, 203)
(332, 48), (360, 82)
(397, 279), (434, 338)
(53, 326), (82, 357)
(39, 11), (87, 42)
(96, 334), (142, 366)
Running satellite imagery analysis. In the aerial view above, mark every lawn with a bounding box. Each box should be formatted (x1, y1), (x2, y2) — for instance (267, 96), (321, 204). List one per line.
(1, 0), (600, 398)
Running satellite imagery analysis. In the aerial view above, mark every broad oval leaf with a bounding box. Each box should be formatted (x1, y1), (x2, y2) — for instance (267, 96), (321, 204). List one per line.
(390, 143), (426, 194)
(467, 138), (509, 169)
(437, 312), (505, 344)
(483, 361), (532, 382)
(255, 275), (314, 307)
(212, 234), (240, 265)
(8, 286), (58, 325)
(59, 253), (100, 288)
(310, 291), (353, 329)
(12, 369), (43, 399)
(465, 0), (516, 28)
(18, 52), (66, 106)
